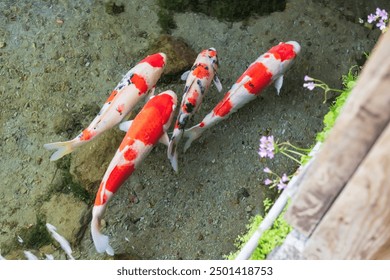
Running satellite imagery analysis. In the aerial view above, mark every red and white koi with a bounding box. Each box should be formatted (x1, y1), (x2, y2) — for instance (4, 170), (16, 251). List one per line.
(43, 53), (167, 161)
(183, 41), (301, 151)
(167, 48), (222, 172)
(91, 90), (177, 255)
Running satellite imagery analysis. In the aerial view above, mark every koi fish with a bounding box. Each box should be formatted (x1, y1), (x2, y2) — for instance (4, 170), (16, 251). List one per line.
(43, 53), (167, 161)
(183, 41), (301, 152)
(167, 48), (222, 172)
(46, 223), (75, 260)
(91, 90), (177, 255)
(24, 251), (38, 260)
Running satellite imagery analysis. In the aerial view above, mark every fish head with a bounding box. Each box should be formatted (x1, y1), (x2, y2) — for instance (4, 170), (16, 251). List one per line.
(269, 41), (301, 74)
(285, 41), (301, 56)
(209, 47), (219, 69)
(203, 47), (219, 70)
(140, 52), (167, 69)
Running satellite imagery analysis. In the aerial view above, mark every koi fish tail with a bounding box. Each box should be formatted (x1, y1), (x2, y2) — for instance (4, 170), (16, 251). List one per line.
(167, 129), (184, 173)
(44, 140), (76, 161)
(91, 205), (114, 256)
(183, 124), (204, 153)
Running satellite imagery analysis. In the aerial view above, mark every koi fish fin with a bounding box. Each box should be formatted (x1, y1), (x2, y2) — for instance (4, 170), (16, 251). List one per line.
(159, 132), (170, 146)
(213, 74), (223, 92)
(167, 140), (179, 173)
(46, 223), (74, 260)
(181, 70), (190, 81)
(183, 124), (204, 153)
(274, 75), (284, 95)
(24, 251), (38, 260)
(91, 206), (114, 256)
(147, 87), (155, 100)
(43, 141), (74, 161)
(167, 129), (183, 173)
(119, 120), (133, 132)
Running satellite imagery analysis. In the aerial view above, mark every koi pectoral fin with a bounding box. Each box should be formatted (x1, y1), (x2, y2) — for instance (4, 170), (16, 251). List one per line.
(147, 87), (155, 100)
(183, 124), (204, 153)
(181, 70), (190, 81)
(213, 74), (223, 92)
(274, 75), (284, 95)
(159, 132), (170, 146)
(119, 120), (133, 132)
(167, 130), (183, 173)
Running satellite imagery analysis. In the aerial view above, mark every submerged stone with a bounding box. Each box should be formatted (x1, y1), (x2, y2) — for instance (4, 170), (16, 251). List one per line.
(147, 34), (197, 83)
(40, 193), (88, 244)
(158, 0), (286, 22)
(70, 127), (125, 195)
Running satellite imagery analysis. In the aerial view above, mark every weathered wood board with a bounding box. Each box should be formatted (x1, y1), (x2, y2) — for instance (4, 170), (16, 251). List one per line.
(303, 121), (390, 259)
(285, 28), (390, 236)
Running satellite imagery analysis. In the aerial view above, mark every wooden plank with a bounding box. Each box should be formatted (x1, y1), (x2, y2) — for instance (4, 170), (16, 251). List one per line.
(285, 27), (390, 236)
(303, 121), (390, 259)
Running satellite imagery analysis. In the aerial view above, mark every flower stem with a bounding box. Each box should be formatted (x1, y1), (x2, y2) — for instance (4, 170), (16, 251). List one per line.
(280, 151), (301, 165)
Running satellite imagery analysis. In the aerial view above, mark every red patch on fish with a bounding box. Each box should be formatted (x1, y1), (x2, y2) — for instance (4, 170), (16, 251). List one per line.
(213, 92), (233, 117)
(106, 89), (118, 103)
(117, 104), (124, 114)
(94, 163), (135, 206)
(192, 63), (210, 79)
(80, 129), (95, 141)
(126, 94), (174, 145)
(123, 147), (138, 161)
(238, 62), (273, 94)
(140, 53), (165, 68)
(187, 90), (199, 107)
(130, 74), (148, 95)
(268, 43), (296, 62)
(199, 122), (205, 128)
(208, 49), (217, 57)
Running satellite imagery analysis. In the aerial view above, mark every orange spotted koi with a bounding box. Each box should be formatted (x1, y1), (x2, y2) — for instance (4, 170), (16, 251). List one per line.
(167, 48), (222, 172)
(43, 53), (167, 161)
(91, 90), (177, 255)
(183, 41), (301, 152)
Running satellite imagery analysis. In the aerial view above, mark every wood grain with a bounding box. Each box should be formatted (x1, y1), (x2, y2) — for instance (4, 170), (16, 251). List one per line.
(304, 121), (390, 259)
(285, 28), (390, 236)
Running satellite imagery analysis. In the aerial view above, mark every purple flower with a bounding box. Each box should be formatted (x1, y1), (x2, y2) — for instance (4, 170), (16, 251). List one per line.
(376, 8), (388, 20)
(281, 173), (289, 183)
(377, 19), (387, 30)
(276, 173), (289, 190)
(367, 13), (377, 23)
(258, 136), (275, 159)
(263, 167), (272, 173)
(277, 180), (287, 190)
(304, 75), (314, 81)
(264, 178), (273, 185)
(303, 82), (315, 91)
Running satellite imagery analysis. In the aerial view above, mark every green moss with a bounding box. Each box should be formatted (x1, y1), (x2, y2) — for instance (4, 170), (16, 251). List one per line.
(157, 9), (177, 34)
(157, 0), (286, 32)
(316, 66), (358, 143)
(105, 1), (125, 15)
(52, 157), (92, 204)
(225, 198), (292, 260)
(18, 214), (52, 249)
